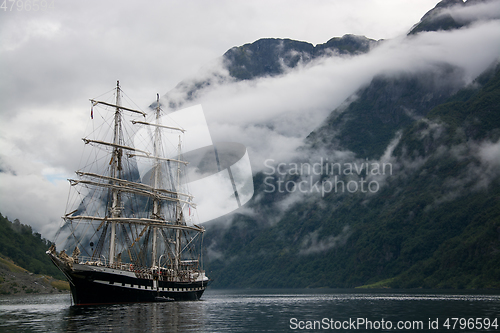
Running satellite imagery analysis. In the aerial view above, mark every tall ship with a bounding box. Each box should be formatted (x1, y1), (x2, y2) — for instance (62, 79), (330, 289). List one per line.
(47, 81), (209, 305)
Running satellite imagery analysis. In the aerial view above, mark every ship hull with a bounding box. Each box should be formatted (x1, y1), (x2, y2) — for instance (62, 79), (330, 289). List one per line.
(57, 262), (207, 305)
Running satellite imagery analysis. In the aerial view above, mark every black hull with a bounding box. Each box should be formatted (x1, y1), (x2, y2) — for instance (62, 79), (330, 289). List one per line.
(66, 267), (206, 305)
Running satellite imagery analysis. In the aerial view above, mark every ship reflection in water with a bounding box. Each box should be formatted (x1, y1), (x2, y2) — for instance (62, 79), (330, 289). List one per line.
(66, 300), (206, 332)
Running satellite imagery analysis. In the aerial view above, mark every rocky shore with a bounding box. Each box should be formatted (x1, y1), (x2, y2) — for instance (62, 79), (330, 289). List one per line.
(0, 257), (69, 295)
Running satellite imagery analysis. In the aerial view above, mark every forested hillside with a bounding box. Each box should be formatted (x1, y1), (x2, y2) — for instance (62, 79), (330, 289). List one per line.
(193, 0), (500, 290)
(203, 62), (500, 290)
(0, 213), (64, 280)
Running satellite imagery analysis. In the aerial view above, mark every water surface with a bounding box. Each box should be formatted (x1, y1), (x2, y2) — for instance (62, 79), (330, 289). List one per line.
(1, 289), (499, 332)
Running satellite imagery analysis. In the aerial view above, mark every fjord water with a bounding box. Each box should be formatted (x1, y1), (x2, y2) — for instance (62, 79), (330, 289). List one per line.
(1, 290), (499, 332)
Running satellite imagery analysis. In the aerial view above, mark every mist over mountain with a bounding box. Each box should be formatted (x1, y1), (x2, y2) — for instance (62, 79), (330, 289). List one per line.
(205, 62), (500, 289)
(160, 34), (378, 110)
(158, 0), (500, 289)
(409, 0), (498, 35)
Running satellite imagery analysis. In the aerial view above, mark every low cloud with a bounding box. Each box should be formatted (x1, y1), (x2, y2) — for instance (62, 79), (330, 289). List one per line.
(0, 167), (67, 238)
(187, 13), (500, 223)
(440, 0), (500, 25)
(299, 225), (351, 255)
(164, 16), (500, 178)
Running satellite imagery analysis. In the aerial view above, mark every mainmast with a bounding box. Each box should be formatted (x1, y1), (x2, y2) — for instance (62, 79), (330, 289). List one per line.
(109, 80), (122, 265)
(151, 94), (162, 267)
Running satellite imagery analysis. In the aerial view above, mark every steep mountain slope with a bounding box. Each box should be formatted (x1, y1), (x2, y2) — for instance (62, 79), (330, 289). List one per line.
(390, 63), (500, 288)
(306, 64), (467, 159)
(195, 0), (500, 289)
(203, 62), (500, 289)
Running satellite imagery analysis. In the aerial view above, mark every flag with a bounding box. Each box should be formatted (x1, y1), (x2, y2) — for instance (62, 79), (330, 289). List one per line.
(91, 106), (93, 119)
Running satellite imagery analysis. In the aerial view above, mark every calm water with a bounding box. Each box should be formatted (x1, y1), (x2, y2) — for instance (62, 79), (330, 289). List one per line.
(0, 289), (499, 332)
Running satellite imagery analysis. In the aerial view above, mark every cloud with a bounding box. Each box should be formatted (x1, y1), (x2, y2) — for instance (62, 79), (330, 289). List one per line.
(0, 165), (67, 238)
(476, 138), (500, 168)
(2, 0), (500, 238)
(392, 127), (500, 211)
(171, 17), (500, 177)
(472, 138), (500, 190)
(441, 0), (500, 24)
(299, 225), (351, 255)
(190, 4), (500, 225)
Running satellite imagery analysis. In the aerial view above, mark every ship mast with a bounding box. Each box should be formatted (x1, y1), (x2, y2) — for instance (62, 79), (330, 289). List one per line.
(109, 80), (122, 265)
(151, 94), (162, 267)
(175, 137), (182, 271)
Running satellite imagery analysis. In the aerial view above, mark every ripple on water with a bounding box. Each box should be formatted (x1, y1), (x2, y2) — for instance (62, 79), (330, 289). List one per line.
(0, 290), (499, 332)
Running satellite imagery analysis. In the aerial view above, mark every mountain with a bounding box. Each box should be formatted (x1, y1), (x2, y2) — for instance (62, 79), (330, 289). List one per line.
(183, 0), (500, 289)
(409, 0), (492, 35)
(202, 58), (500, 290)
(306, 63), (467, 159)
(161, 34), (378, 109)
(223, 34), (377, 81)
(4, 0), (497, 292)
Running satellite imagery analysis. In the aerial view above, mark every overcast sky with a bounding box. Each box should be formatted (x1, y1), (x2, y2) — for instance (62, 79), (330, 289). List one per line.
(3, 0), (498, 239)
